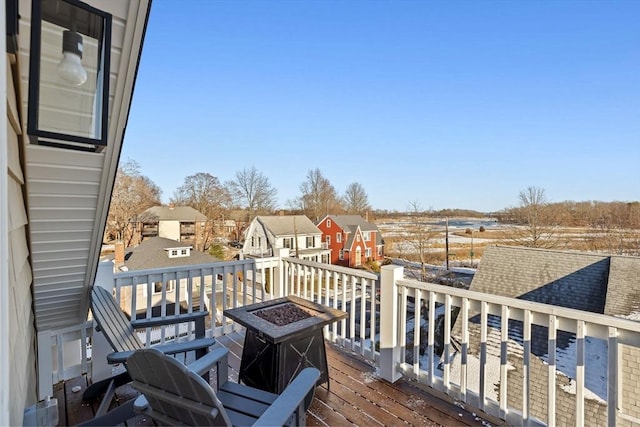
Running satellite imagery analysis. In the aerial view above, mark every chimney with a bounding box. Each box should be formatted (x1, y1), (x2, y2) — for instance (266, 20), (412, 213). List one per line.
(114, 241), (125, 266)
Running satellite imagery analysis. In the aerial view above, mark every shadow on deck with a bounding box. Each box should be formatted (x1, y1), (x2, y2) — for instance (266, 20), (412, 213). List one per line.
(56, 331), (504, 426)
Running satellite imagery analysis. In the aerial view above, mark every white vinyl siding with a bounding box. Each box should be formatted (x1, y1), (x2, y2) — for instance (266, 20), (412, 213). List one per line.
(6, 60), (37, 425)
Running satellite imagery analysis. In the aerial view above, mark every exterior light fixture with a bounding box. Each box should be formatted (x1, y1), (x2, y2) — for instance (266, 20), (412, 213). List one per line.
(57, 30), (87, 85)
(28, 0), (112, 151)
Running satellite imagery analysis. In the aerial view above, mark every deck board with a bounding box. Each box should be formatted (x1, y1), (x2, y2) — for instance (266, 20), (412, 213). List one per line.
(57, 331), (502, 426)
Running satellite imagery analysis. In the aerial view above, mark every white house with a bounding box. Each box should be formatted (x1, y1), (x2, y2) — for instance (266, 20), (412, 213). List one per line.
(242, 215), (330, 263)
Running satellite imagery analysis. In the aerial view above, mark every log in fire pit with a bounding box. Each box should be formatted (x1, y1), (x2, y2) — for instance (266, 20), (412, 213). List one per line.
(224, 296), (347, 394)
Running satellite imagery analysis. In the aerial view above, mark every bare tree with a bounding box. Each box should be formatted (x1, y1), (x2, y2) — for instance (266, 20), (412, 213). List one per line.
(172, 172), (232, 248)
(294, 168), (341, 222)
(405, 201), (439, 282)
(106, 159), (162, 245)
(227, 166), (278, 221)
(509, 186), (559, 248)
(342, 182), (371, 215)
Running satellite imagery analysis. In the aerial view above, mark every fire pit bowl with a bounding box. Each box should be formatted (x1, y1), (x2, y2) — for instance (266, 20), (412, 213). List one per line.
(224, 295), (347, 344)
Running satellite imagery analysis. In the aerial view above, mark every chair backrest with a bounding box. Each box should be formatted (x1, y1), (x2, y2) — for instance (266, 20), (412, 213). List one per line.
(91, 286), (144, 353)
(127, 348), (232, 426)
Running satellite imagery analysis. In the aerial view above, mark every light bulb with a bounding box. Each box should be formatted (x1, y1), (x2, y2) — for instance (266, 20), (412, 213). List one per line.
(57, 30), (87, 86)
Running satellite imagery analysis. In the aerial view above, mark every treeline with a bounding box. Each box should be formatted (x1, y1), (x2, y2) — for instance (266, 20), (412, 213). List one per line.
(106, 161), (374, 245)
(496, 200), (640, 229)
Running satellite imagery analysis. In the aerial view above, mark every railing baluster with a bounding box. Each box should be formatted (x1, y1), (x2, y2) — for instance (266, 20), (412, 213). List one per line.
(576, 319), (585, 427)
(351, 275), (358, 352)
(145, 275), (152, 345)
(460, 297), (469, 402)
(500, 305), (509, 419)
(479, 300), (488, 411)
(547, 314), (557, 427)
(607, 326), (618, 427)
(369, 277), (377, 358)
(443, 293), (452, 390)
(522, 309), (532, 423)
(428, 291), (436, 387)
(399, 285), (408, 367)
(161, 272), (168, 344)
(413, 287), (421, 380)
(358, 276), (366, 355)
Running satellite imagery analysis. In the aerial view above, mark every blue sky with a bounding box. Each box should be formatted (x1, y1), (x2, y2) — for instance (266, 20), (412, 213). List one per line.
(121, 0), (640, 213)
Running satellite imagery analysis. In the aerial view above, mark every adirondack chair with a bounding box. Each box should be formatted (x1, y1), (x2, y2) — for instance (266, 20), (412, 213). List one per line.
(80, 285), (218, 426)
(127, 347), (321, 426)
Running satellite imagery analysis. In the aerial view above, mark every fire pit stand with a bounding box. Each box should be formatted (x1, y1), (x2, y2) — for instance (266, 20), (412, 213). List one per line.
(223, 295), (347, 394)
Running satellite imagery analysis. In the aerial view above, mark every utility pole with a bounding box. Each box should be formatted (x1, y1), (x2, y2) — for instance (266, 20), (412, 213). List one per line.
(445, 217), (450, 271)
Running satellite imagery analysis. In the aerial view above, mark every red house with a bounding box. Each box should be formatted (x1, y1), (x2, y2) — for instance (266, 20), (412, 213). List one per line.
(317, 215), (385, 268)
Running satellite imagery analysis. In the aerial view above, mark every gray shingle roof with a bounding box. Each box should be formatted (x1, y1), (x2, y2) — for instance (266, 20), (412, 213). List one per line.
(121, 237), (219, 270)
(328, 215), (379, 232)
(325, 215), (384, 247)
(470, 246), (610, 313)
(449, 245), (640, 425)
(256, 215), (321, 236)
(143, 206), (207, 221)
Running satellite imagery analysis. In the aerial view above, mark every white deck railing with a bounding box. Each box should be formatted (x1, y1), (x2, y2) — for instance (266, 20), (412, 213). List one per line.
(55, 257), (639, 427)
(378, 264), (640, 427)
(106, 256), (379, 361)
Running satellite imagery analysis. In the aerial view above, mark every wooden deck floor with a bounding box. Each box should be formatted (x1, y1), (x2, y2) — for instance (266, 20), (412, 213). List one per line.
(56, 332), (504, 426)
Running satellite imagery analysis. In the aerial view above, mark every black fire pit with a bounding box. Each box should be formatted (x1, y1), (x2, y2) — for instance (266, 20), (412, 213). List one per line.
(223, 295), (347, 394)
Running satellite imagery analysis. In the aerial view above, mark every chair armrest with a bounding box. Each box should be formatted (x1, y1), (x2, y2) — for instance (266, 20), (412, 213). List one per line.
(133, 395), (148, 412)
(106, 337), (216, 364)
(253, 368), (320, 427)
(130, 311), (208, 328)
(186, 346), (229, 377)
(107, 350), (133, 364)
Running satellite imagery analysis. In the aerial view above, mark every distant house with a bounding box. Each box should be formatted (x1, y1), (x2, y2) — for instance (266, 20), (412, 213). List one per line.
(448, 245), (640, 426)
(111, 237), (220, 317)
(242, 215), (330, 263)
(317, 215), (385, 267)
(130, 205), (210, 251)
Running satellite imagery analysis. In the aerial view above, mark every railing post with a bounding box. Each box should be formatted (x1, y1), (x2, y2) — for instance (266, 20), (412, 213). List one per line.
(91, 260), (117, 383)
(380, 264), (403, 383)
(273, 248), (289, 298)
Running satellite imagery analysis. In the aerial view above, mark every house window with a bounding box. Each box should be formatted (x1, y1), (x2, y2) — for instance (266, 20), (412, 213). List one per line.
(326, 235), (331, 245)
(365, 248), (372, 258)
(284, 238), (292, 249)
(356, 234), (361, 242)
(336, 233), (342, 243)
(327, 219), (331, 228)
(171, 250), (178, 256)
(251, 236), (255, 246)
(181, 249), (187, 255)
(339, 250), (344, 260)
(378, 247), (383, 256)
(363, 231), (371, 241)
(306, 236), (315, 248)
